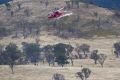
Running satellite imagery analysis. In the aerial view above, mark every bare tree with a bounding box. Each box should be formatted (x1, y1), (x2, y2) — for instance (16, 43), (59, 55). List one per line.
(98, 54), (107, 67)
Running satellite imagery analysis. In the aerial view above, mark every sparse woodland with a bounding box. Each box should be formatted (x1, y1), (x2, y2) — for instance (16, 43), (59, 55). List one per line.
(0, 40), (120, 80)
(1, 0), (120, 80)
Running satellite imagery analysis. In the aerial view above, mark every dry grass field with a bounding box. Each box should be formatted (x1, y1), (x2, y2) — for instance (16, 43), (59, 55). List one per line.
(1, 64), (120, 80)
(1, 34), (120, 80)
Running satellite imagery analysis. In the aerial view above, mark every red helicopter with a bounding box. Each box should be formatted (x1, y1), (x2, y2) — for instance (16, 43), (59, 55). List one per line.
(48, 7), (73, 20)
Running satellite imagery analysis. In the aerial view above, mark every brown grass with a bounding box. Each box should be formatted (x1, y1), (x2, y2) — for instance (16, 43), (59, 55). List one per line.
(0, 64), (120, 80)
(1, 34), (120, 80)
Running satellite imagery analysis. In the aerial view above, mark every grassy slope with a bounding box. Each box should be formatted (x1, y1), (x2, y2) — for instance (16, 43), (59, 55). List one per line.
(0, 0), (120, 36)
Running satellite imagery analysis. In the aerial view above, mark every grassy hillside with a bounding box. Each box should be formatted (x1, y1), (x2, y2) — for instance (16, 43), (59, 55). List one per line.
(0, 0), (120, 38)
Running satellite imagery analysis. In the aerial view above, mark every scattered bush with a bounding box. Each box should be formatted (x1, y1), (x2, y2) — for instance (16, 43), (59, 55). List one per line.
(76, 68), (91, 80)
(52, 73), (65, 80)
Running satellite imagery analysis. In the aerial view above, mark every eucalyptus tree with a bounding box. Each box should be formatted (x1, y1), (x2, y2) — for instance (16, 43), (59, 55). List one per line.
(53, 43), (69, 67)
(114, 42), (120, 58)
(22, 43), (40, 65)
(90, 50), (99, 64)
(4, 43), (22, 74)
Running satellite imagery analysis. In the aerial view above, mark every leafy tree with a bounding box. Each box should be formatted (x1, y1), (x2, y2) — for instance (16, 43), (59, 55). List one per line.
(4, 43), (21, 74)
(42, 45), (55, 66)
(90, 50), (99, 64)
(0, 51), (6, 65)
(55, 55), (68, 67)
(45, 53), (55, 66)
(42, 45), (54, 53)
(114, 42), (120, 58)
(22, 43), (40, 65)
(80, 44), (90, 56)
(53, 43), (69, 67)
(17, 52), (27, 65)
